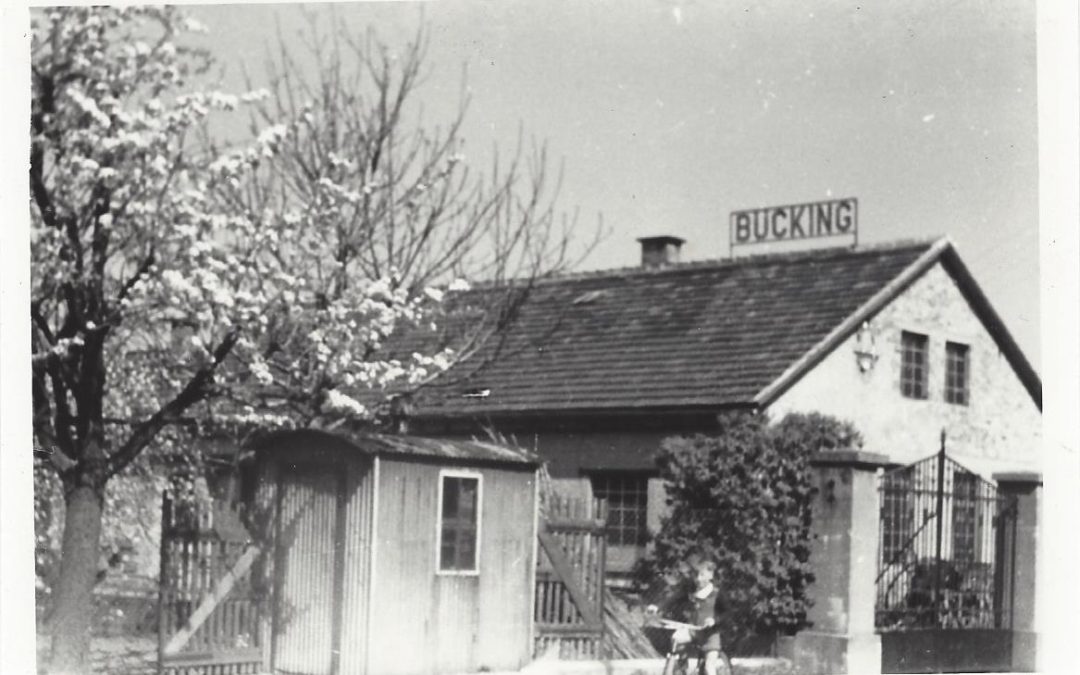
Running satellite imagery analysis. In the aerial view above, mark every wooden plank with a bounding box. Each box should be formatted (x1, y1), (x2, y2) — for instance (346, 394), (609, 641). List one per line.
(161, 647), (263, 667)
(535, 623), (604, 636)
(164, 545), (261, 656)
(538, 531), (601, 626)
(544, 518), (606, 532)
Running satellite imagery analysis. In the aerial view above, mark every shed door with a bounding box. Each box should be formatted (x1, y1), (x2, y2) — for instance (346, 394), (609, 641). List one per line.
(274, 464), (344, 675)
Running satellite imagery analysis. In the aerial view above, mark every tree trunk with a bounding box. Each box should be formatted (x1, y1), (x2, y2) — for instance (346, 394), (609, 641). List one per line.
(47, 483), (104, 675)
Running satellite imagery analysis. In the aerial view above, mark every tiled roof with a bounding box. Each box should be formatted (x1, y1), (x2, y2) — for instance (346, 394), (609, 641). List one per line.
(411, 241), (938, 417)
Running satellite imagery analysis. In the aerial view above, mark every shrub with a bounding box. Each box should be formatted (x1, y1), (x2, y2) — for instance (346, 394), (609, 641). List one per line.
(635, 411), (862, 651)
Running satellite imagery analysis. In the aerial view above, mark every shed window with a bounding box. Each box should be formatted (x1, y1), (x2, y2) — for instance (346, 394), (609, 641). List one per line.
(900, 331), (929, 399)
(945, 342), (970, 405)
(591, 472), (649, 546)
(438, 472), (481, 573)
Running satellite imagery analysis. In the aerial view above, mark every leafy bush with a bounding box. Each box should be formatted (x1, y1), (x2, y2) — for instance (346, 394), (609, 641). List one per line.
(635, 411), (862, 651)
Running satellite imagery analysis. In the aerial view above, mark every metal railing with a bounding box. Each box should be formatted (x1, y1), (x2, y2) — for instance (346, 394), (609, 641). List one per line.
(874, 436), (1017, 632)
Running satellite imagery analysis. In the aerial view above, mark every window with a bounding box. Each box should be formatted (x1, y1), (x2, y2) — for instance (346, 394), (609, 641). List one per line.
(437, 472), (481, 573)
(951, 470), (979, 564)
(880, 468), (914, 567)
(591, 473), (649, 547)
(945, 342), (970, 405)
(900, 331), (929, 399)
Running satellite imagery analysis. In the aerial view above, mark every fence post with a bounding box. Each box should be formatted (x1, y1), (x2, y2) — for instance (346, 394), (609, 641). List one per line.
(993, 472), (1041, 673)
(932, 431), (946, 608)
(157, 491), (170, 675)
(777, 450), (890, 675)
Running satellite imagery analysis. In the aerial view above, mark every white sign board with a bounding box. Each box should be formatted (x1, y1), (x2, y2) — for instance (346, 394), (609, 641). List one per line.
(730, 198), (858, 252)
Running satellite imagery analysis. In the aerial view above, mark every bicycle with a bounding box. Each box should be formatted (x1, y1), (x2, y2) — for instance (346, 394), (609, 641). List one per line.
(648, 617), (733, 675)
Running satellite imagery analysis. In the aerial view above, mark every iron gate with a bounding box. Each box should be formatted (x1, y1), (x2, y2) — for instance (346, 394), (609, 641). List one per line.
(875, 441), (1018, 673)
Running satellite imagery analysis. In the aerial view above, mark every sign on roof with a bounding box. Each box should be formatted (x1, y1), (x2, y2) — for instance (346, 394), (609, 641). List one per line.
(730, 198), (858, 254)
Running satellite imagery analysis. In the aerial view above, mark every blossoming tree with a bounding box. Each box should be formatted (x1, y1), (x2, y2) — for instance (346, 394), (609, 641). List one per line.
(31, 7), (583, 673)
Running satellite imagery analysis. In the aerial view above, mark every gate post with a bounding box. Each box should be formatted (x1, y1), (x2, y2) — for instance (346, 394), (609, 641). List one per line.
(994, 471), (1041, 673)
(778, 450), (889, 675)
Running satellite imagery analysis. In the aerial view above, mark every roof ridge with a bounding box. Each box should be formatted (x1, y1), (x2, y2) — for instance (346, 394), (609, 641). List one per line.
(519, 236), (944, 286)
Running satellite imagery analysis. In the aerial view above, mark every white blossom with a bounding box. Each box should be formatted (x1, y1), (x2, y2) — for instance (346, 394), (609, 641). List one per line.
(67, 88), (111, 128)
(424, 287), (445, 303)
(240, 89), (270, 103)
(324, 389), (368, 418)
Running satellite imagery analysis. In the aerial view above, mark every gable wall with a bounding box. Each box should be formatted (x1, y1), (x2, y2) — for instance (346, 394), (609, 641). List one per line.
(768, 261), (1041, 475)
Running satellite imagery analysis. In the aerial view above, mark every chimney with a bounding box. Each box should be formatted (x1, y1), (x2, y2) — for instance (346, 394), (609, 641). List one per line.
(638, 236), (685, 268)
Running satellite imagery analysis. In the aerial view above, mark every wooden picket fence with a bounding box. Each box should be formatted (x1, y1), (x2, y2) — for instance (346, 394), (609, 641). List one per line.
(534, 492), (609, 659)
(157, 494), (264, 675)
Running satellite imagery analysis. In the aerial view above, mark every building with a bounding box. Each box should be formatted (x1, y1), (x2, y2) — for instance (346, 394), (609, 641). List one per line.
(408, 236), (1042, 577)
(216, 430), (539, 675)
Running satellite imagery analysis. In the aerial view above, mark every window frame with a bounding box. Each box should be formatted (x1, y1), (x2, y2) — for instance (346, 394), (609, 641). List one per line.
(899, 330), (930, 400)
(944, 341), (970, 406)
(589, 471), (651, 548)
(435, 469), (483, 576)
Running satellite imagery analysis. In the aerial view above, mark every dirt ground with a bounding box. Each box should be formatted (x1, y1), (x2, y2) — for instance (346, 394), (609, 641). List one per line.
(36, 635), (157, 675)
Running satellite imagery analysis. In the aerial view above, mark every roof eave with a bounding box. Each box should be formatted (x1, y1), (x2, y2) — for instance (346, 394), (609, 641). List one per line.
(410, 401), (758, 422)
(246, 428), (539, 467)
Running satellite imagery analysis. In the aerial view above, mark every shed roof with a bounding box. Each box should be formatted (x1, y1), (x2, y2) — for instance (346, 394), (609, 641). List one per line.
(410, 238), (1041, 417)
(251, 428), (539, 467)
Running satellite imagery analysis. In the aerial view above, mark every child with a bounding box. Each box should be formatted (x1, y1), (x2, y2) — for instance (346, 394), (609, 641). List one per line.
(646, 558), (729, 675)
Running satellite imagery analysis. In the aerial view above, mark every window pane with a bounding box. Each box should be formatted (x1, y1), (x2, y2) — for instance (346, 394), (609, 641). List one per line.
(442, 478), (460, 519)
(439, 476), (480, 572)
(459, 479), (477, 516)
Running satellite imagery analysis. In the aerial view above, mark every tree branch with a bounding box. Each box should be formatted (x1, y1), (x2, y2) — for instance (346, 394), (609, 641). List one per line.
(115, 250), (156, 307)
(106, 329), (239, 478)
(32, 365), (78, 475)
(31, 300), (57, 346)
(30, 69), (59, 230)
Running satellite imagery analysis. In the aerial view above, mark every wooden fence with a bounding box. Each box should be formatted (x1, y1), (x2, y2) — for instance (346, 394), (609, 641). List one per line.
(534, 492), (608, 659)
(158, 494), (264, 675)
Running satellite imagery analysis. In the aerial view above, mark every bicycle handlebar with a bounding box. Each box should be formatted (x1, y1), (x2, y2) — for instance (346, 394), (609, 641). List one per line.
(650, 617), (706, 631)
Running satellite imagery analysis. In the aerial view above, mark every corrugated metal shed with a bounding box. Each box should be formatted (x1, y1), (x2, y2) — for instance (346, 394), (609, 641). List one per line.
(248, 429), (538, 675)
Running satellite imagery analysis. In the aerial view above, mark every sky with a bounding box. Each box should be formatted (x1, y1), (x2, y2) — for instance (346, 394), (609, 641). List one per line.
(191, 0), (1042, 367)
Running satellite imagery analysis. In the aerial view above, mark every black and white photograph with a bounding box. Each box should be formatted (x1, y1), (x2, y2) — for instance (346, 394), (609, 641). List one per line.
(2, 1), (1078, 675)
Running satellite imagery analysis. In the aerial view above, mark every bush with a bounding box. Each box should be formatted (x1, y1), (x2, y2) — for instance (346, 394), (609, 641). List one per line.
(635, 411), (862, 651)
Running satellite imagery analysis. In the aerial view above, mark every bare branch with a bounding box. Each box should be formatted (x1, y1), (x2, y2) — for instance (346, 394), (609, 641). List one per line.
(106, 330), (240, 479)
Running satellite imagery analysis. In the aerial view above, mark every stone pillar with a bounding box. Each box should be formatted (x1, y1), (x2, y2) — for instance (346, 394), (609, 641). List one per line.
(778, 450), (889, 675)
(993, 472), (1041, 673)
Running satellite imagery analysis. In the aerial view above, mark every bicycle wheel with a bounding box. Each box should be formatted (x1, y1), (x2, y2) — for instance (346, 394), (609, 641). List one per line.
(665, 653), (691, 675)
(717, 650), (733, 675)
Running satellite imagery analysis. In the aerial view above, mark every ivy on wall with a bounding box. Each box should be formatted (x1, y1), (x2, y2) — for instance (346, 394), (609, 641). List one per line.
(635, 411), (863, 651)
